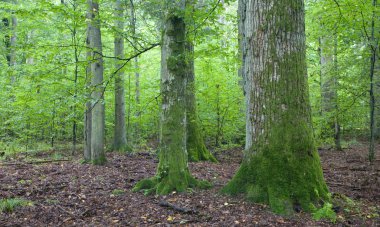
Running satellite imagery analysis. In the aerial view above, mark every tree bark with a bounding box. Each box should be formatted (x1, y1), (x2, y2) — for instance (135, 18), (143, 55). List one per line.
(185, 1), (217, 162)
(223, 0), (329, 215)
(375, 47), (380, 140)
(113, 0), (130, 152)
(88, 0), (106, 165)
(130, 0), (141, 143)
(369, 0), (378, 163)
(133, 0), (210, 195)
(84, 2), (92, 162)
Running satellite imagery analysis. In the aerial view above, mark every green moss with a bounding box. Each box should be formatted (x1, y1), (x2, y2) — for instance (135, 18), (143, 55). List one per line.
(187, 132), (217, 162)
(222, 115), (330, 215)
(133, 173), (211, 195)
(91, 154), (107, 165)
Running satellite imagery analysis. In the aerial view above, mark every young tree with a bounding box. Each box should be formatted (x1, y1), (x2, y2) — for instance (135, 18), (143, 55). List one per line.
(320, 35), (341, 150)
(375, 48), (380, 140)
(369, 0), (379, 163)
(130, 0), (141, 143)
(113, 0), (130, 152)
(185, 1), (217, 162)
(133, 0), (210, 195)
(84, 5), (92, 161)
(223, 0), (330, 214)
(88, 0), (106, 165)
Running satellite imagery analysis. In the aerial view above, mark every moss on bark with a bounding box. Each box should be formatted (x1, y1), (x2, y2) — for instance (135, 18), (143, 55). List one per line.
(225, 0), (330, 215)
(185, 42), (217, 163)
(91, 153), (107, 165)
(222, 117), (330, 215)
(187, 118), (217, 162)
(133, 6), (211, 195)
(132, 171), (211, 195)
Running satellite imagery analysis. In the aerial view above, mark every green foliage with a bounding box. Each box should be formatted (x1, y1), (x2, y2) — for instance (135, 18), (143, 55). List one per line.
(0, 198), (33, 213)
(312, 202), (337, 222)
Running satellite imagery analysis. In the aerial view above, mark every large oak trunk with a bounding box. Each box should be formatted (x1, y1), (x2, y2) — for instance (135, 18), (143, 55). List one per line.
(223, 0), (329, 215)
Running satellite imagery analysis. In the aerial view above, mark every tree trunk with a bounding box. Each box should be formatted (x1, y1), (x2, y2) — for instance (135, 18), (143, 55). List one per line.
(223, 0), (329, 215)
(185, 10), (216, 162)
(88, 0), (106, 165)
(133, 0), (210, 195)
(369, 0), (378, 163)
(84, 0), (93, 162)
(113, 0), (130, 152)
(70, 0), (79, 155)
(130, 0), (141, 143)
(320, 35), (341, 150)
(375, 47), (380, 140)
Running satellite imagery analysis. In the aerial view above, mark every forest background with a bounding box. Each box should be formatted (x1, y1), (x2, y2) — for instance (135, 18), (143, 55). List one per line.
(0, 0), (378, 160)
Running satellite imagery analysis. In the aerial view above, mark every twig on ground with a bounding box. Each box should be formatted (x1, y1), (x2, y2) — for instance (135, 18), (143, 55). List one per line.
(158, 200), (198, 214)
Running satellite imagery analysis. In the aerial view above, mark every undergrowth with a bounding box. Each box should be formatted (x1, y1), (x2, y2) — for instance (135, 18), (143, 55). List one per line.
(0, 198), (33, 213)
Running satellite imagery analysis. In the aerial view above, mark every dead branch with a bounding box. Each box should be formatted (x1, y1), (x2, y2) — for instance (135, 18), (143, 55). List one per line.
(0, 159), (71, 166)
(158, 200), (198, 214)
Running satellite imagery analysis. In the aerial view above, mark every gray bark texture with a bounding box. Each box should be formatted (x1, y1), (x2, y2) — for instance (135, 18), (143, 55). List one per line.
(113, 0), (129, 152)
(130, 0), (141, 142)
(223, 0), (329, 215)
(84, 5), (92, 161)
(88, 0), (106, 164)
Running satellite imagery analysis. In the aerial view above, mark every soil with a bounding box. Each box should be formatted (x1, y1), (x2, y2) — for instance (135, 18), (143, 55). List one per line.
(0, 143), (379, 226)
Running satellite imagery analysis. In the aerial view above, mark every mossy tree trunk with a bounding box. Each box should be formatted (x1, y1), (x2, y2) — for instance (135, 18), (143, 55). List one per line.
(185, 37), (217, 162)
(113, 0), (130, 153)
(133, 0), (210, 195)
(320, 35), (341, 150)
(223, 0), (330, 215)
(88, 0), (106, 165)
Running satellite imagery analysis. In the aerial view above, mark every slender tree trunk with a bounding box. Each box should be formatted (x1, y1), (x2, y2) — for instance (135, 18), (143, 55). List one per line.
(223, 0), (329, 215)
(369, 0), (378, 163)
(375, 47), (380, 139)
(333, 38), (342, 150)
(88, 0), (106, 165)
(184, 2), (216, 162)
(26, 30), (34, 65)
(113, 0), (129, 152)
(70, 0), (79, 155)
(84, 0), (93, 161)
(2, 17), (11, 65)
(130, 0), (141, 143)
(133, 0), (210, 195)
(320, 35), (340, 150)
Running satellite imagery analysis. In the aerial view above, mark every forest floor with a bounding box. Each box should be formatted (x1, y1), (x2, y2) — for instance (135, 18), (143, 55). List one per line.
(0, 143), (379, 226)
